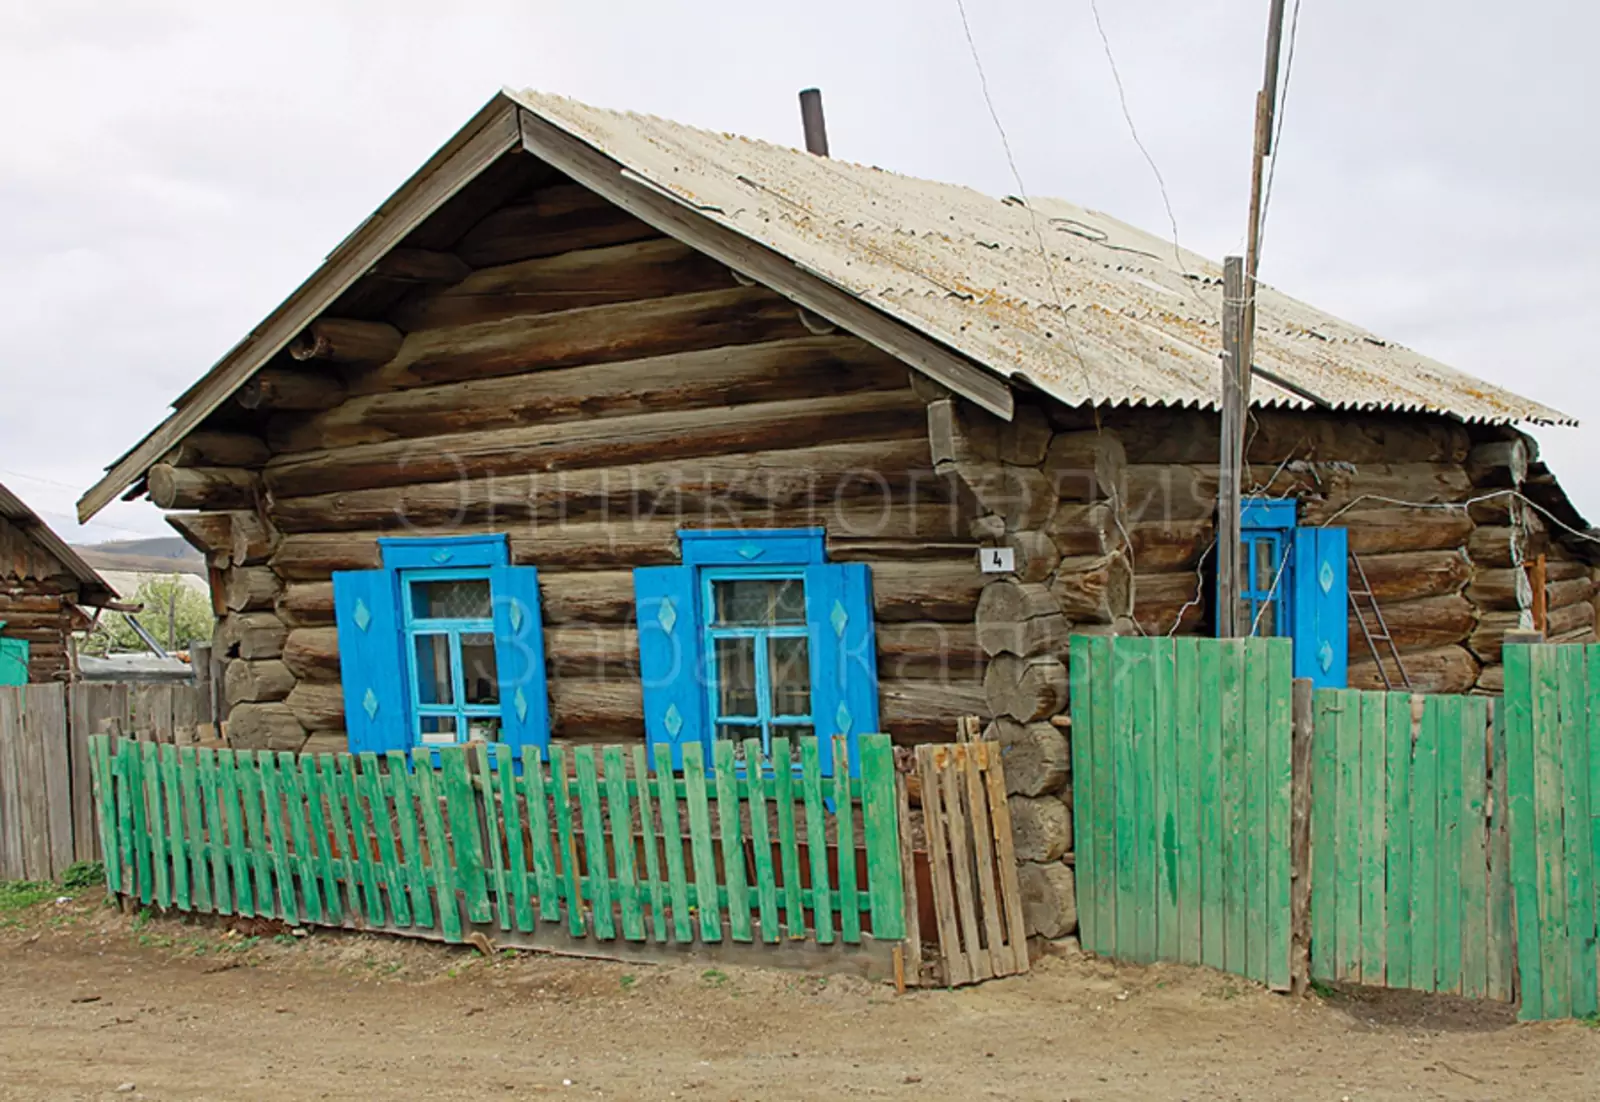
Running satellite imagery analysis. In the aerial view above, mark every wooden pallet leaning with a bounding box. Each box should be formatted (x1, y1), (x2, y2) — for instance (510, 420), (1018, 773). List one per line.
(914, 733), (1030, 986)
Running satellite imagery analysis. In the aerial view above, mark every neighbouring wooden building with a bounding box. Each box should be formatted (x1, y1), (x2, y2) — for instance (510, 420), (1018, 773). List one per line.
(1, 482), (118, 683)
(79, 91), (1595, 939)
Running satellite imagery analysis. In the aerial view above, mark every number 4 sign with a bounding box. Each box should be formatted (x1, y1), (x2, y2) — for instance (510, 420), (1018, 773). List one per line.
(979, 546), (1016, 574)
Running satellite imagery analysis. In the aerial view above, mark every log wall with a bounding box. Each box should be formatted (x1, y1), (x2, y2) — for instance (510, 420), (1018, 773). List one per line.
(0, 515), (84, 683)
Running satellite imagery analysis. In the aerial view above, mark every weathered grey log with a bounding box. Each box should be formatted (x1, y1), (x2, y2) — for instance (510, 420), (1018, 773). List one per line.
(285, 681), (346, 731)
(161, 430), (270, 469)
(1348, 593), (1475, 653)
(1548, 598), (1596, 640)
(1549, 576), (1597, 611)
(1045, 431), (1127, 504)
(366, 248), (472, 286)
(301, 731), (350, 756)
(1349, 644), (1480, 695)
(985, 717), (1070, 796)
(1355, 549), (1472, 604)
(1467, 563), (1589, 612)
(1125, 519), (1211, 573)
(1043, 501), (1121, 558)
(984, 654), (1068, 722)
(874, 622), (983, 680)
(1016, 860), (1077, 939)
(166, 512), (235, 563)
(1050, 552), (1133, 623)
(228, 511), (280, 566)
(453, 183), (659, 268)
(543, 626), (642, 679)
(1001, 530), (1060, 584)
(238, 367), (346, 413)
(276, 581), (336, 626)
(289, 319), (403, 365)
(1465, 438), (1530, 488)
(221, 611), (288, 660)
(147, 465), (258, 511)
(1467, 525), (1549, 568)
(927, 397), (1000, 468)
(226, 701), (306, 751)
(1131, 572), (1205, 636)
(1335, 507), (1475, 555)
(998, 402), (1052, 466)
(281, 627), (341, 682)
(225, 566), (282, 612)
(1008, 795), (1072, 862)
(876, 680), (989, 743)
(977, 579), (1068, 658)
(224, 659), (295, 705)
(1468, 611), (1526, 665)
(1109, 406), (1470, 466)
(954, 463), (1057, 531)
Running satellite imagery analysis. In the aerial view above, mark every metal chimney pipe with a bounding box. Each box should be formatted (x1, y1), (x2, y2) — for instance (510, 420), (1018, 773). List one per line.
(799, 88), (829, 157)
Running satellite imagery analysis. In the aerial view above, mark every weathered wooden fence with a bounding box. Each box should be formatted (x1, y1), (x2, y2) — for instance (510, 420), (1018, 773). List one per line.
(1503, 644), (1600, 1021)
(1309, 690), (1515, 1000)
(1069, 635), (1295, 989)
(0, 682), (207, 880)
(89, 733), (908, 976)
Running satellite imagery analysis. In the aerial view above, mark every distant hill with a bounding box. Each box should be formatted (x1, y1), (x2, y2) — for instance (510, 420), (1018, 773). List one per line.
(74, 537), (206, 577)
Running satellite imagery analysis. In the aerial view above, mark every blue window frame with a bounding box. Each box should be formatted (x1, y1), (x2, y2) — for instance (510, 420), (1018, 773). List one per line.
(332, 535), (551, 758)
(634, 528), (878, 776)
(1223, 498), (1348, 689)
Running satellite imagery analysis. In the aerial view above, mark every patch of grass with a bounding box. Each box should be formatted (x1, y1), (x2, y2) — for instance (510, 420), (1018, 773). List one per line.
(0, 880), (56, 913)
(1579, 1013), (1600, 1030)
(1309, 978), (1341, 1001)
(620, 973), (637, 990)
(230, 936), (261, 954)
(59, 861), (104, 890)
(701, 968), (729, 988)
(273, 933), (297, 947)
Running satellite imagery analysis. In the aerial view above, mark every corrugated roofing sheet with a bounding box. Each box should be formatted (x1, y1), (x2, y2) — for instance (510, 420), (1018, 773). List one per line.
(514, 90), (1574, 426)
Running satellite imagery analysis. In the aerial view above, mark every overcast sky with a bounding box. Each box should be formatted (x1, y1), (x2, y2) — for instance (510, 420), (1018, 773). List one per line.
(2, 0), (1594, 545)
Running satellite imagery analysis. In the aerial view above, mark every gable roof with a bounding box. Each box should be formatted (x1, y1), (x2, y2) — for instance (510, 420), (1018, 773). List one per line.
(0, 482), (117, 606)
(78, 89), (1575, 521)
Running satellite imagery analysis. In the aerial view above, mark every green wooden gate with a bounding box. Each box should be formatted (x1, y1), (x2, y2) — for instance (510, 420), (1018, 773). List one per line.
(1070, 635), (1294, 988)
(1308, 690), (1515, 999)
(1503, 644), (1600, 1021)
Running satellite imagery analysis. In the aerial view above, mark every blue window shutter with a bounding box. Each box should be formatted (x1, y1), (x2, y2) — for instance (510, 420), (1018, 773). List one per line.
(634, 566), (706, 771)
(805, 562), (879, 777)
(332, 568), (406, 753)
(489, 565), (551, 757)
(0, 636), (29, 686)
(1292, 527), (1348, 689)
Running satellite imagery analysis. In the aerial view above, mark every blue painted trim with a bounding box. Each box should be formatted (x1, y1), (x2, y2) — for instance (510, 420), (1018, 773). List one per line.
(378, 533), (510, 571)
(1240, 497), (1297, 530)
(678, 527), (826, 567)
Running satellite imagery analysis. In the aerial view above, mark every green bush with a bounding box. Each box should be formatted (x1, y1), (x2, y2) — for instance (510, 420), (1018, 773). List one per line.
(60, 861), (105, 890)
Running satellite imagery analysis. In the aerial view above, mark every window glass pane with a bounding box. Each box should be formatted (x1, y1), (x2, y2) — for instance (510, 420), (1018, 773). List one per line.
(461, 632), (499, 704)
(767, 636), (811, 717)
(1254, 538), (1280, 593)
(411, 578), (491, 620)
(714, 637), (759, 717)
(712, 578), (806, 626)
(412, 634), (454, 704)
(418, 714), (458, 745)
(465, 716), (501, 743)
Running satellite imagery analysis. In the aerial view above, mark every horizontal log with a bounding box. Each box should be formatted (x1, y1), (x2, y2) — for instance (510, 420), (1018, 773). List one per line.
(366, 248), (471, 286)
(998, 403), (1054, 466)
(392, 237), (732, 330)
(0, 610), (73, 632)
(276, 581), (335, 627)
(1548, 576), (1596, 611)
(1548, 598), (1596, 639)
(1464, 439), (1529, 488)
(1122, 463), (1473, 527)
(267, 437), (945, 533)
(1043, 502), (1121, 559)
(353, 284), (811, 397)
(1354, 549), (1471, 604)
(289, 319), (403, 365)
(1108, 407), (1471, 466)
(162, 431), (270, 469)
(875, 622), (984, 680)
(1468, 611), (1525, 664)
(1050, 553), (1133, 623)
(542, 626), (640, 679)
(281, 627), (340, 682)
(1338, 507), (1475, 555)
(1467, 525), (1549, 568)
(0, 594), (66, 615)
(1045, 431), (1127, 504)
(225, 566), (281, 612)
(1349, 593), (1475, 653)
(984, 654), (1067, 723)
(285, 681), (346, 731)
(148, 466), (258, 511)
(1131, 572), (1204, 636)
(264, 390), (928, 499)
(1125, 519), (1210, 573)
(230, 512), (279, 566)
(269, 334), (905, 454)
(226, 701), (306, 751)
(219, 611), (287, 660)
(238, 368), (347, 412)
(166, 512), (235, 563)
(1349, 645), (1480, 695)
(1466, 563), (1590, 612)
(547, 677), (643, 742)
(879, 680), (989, 743)
(224, 659), (294, 705)
(454, 183), (659, 268)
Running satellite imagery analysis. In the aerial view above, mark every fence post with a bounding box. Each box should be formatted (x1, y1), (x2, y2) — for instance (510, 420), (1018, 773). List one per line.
(1289, 677), (1314, 995)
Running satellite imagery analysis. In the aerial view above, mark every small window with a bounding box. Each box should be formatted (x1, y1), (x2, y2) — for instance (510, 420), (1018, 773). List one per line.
(704, 573), (815, 765)
(403, 570), (501, 747)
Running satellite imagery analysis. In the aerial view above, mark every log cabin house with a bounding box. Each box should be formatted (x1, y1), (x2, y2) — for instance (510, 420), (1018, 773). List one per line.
(77, 91), (1595, 938)
(1, 482), (118, 684)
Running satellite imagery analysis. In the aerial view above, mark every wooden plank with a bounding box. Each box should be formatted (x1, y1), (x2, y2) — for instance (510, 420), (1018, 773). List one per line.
(178, 748), (210, 911)
(742, 738), (780, 944)
(573, 747), (615, 939)
(1384, 692), (1414, 989)
(1486, 699), (1514, 1003)
(1309, 691), (1339, 981)
(159, 744), (191, 911)
(1589, 646), (1600, 1017)
(237, 751), (273, 917)
(833, 738), (862, 946)
(1265, 640), (1293, 991)
(1435, 696), (1466, 995)
(141, 742), (170, 908)
(1358, 690), (1388, 986)
(980, 740), (1030, 974)
(550, 747), (586, 937)
(198, 749), (229, 913)
(0, 690), (25, 882)
(1288, 679), (1314, 995)
(497, 745), (535, 933)
(412, 752), (462, 942)
(1530, 645), (1571, 1017)
(682, 747), (722, 942)
(32, 686), (74, 877)
(258, 753), (297, 921)
(1411, 694), (1441, 993)
(1090, 634), (1119, 956)
(1333, 689), (1363, 983)
(360, 752), (409, 927)
(653, 742), (694, 944)
(322, 755), (360, 919)
(1558, 646), (1597, 1018)
(1174, 638), (1204, 967)
(89, 737), (122, 894)
(440, 750), (491, 925)
(1242, 641), (1270, 984)
(800, 739), (833, 946)
(1220, 640), (1247, 976)
(68, 685), (97, 864)
(1131, 637), (1159, 964)
(939, 744), (987, 980)
(631, 745), (667, 943)
(217, 750), (252, 916)
(1068, 635), (1097, 953)
(917, 745), (967, 985)
(523, 750), (561, 924)
(278, 751), (320, 924)
(15, 691), (53, 881)
(1113, 637), (1142, 962)
(1198, 639), (1225, 970)
(603, 745), (645, 941)
(858, 734), (905, 944)
(473, 746), (510, 932)
(117, 741), (142, 901)
(1152, 638), (1180, 963)
(334, 755), (380, 924)
(1504, 642), (1544, 1017)
(299, 755), (339, 923)
(711, 740), (752, 943)
(770, 737), (806, 940)
(387, 752), (434, 929)
(894, 770), (924, 982)
(1460, 696), (1491, 1002)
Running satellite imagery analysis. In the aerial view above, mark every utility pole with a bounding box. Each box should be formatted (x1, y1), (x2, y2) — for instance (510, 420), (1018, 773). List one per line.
(1217, 0), (1290, 636)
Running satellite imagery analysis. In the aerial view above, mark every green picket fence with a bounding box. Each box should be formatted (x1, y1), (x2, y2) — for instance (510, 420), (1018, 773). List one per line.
(1503, 644), (1600, 1021)
(1308, 690), (1515, 1000)
(1070, 635), (1294, 988)
(87, 734), (906, 959)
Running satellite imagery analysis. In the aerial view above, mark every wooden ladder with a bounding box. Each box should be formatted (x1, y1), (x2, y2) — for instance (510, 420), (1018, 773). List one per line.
(1348, 550), (1411, 690)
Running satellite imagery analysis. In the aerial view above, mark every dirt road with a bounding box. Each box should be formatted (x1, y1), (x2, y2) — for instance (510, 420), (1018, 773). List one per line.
(1, 893), (1596, 1100)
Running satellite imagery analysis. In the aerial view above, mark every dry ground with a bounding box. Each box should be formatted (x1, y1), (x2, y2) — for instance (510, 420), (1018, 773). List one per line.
(2, 888), (1596, 1101)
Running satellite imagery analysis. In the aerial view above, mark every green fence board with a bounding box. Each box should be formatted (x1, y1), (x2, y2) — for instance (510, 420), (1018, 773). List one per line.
(834, 742), (862, 946)
(770, 738), (805, 941)
(238, 752), (273, 917)
(1383, 694), (1413, 988)
(440, 750), (490, 925)
(1589, 648), (1600, 1016)
(1461, 696), (1490, 1002)
(278, 751), (320, 925)
(1197, 639), (1225, 972)
(1068, 636), (1097, 953)
(743, 739), (780, 944)
(1174, 638), (1203, 967)
(1531, 644), (1571, 1017)
(1435, 696), (1465, 994)
(179, 748), (210, 912)
(1357, 693), (1386, 985)
(1487, 701), (1513, 1003)
(1243, 641), (1270, 984)
(300, 756), (341, 923)
(494, 746), (534, 933)
(1410, 695), (1440, 993)
(549, 748), (586, 938)
(161, 746), (193, 913)
(140, 743), (168, 908)
(1504, 645), (1544, 1018)
(653, 742), (695, 944)
(603, 745), (646, 942)
(1132, 639), (1159, 964)
(859, 733), (905, 943)
(573, 748), (615, 940)
(1112, 637), (1141, 961)
(1152, 638), (1179, 963)
(799, 739), (832, 945)
(682, 750), (721, 943)
(522, 751), (561, 925)
(1558, 647), (1597, 1019)
(217, 751), (250, 916)
(712, 740), (753, 943)
(632, 745), (668, 943)
(1310, 691), (1338, 981)
(1265, 639), (1293, 991)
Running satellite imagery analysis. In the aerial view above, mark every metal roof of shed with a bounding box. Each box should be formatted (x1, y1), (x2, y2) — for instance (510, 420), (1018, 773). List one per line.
(515, 89), (1573, 426)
